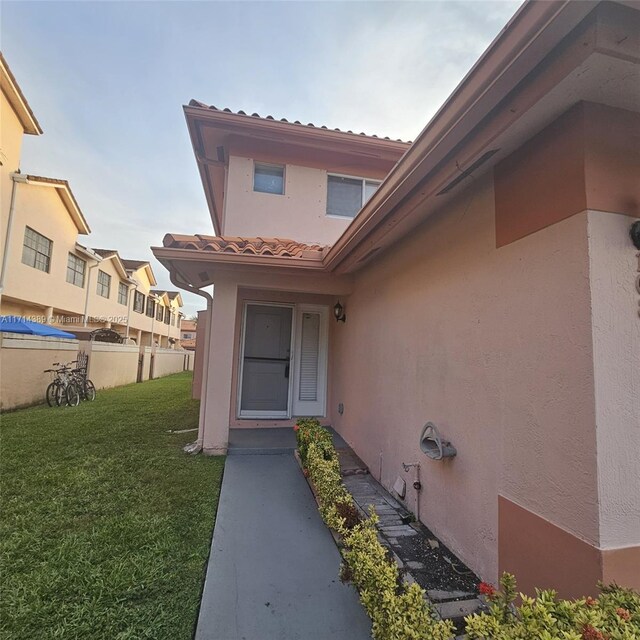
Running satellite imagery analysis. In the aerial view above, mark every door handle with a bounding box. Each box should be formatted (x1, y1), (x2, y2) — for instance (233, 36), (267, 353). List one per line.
(284, 364), (290, 379)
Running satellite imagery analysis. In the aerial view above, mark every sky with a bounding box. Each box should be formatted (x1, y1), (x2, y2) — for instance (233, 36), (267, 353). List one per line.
(2, 0), (521, 318)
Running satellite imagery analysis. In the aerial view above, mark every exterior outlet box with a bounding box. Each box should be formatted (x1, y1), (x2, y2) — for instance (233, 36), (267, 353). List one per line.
(393, 476), (406, 499)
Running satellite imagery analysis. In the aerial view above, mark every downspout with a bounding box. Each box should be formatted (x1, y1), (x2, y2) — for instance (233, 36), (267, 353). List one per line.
(0, 173), (29, 300)
(169, 268), (213, 454)
(125, 283), (136, 339)
(83, 260), (101, 327)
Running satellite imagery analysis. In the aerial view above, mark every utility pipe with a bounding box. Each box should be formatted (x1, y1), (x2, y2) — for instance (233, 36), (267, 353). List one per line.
(83, 261), (100, 327)
(0, 173), (29, 299)
(125, 283), (136, 339)
(169, 267), (213, 453)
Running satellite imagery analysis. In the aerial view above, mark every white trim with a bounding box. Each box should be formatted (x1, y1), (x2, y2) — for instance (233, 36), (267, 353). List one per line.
(237, 301), (295, 419)
(292, 305), (328, 417)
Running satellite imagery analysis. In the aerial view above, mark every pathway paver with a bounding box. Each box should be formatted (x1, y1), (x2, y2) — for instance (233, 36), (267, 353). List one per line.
(195, 454), (371, 640)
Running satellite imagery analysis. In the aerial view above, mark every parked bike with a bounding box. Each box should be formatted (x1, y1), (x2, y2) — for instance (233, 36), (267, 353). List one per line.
(44, 359), (96, 407)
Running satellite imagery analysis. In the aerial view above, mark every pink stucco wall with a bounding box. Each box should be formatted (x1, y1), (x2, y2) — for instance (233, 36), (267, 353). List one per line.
(329, 175), (598, 581)
(222, 156), (380, 245)
(588, 210), (640, 550)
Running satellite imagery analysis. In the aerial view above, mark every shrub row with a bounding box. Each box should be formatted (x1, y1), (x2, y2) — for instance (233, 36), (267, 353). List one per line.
(295, 420), (640, 640)
(467, 573), (640, 640)
(295, 419), (455, 640)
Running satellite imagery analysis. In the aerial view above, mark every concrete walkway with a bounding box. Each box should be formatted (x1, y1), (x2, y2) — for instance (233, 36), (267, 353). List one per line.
(195, 453), (371, 640)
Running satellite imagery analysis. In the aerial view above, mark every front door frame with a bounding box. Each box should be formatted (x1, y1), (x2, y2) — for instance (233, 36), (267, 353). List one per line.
(237, 301), (296, 419)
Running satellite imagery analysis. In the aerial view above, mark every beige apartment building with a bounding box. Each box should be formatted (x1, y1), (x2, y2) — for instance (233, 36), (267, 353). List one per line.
(0, 54), (183, 347)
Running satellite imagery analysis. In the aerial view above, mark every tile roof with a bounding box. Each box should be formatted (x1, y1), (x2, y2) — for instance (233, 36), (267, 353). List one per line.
(150, 289), (181, 300)
(121, 259), (149, 271)
(92, 248), (118, 258)
(188, 100), (412, 144)
(163, 234), (328, 259)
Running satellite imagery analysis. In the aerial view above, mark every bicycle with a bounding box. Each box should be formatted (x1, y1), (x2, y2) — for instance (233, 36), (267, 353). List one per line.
(69, 359), (96, 402)
(44, 362), (81, 407)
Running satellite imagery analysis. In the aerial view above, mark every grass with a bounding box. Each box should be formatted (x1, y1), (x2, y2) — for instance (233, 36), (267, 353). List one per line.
(0, 372), (225, 640)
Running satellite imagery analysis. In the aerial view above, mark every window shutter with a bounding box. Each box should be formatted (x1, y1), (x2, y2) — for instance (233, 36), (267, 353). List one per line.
(298, 312), (320, 401)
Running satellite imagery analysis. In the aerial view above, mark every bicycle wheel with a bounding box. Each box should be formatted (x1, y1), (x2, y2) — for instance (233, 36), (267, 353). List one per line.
(46, 382), (61, 407)
(65, 383), (80, 407)
(84, 380), (96, 401)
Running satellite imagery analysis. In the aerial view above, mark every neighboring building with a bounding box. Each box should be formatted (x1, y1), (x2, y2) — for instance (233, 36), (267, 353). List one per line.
(155, 0), (639, 598)
(0, 54), (183, 347)
(180, 318), (197, 350)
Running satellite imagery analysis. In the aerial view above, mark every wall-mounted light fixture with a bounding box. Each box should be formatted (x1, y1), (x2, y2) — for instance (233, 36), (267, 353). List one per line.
(630, 220), (640, 250)
(333, 301), (346, 323)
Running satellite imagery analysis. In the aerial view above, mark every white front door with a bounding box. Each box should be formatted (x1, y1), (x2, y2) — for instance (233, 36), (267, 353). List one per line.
(238, 303), (329, 419)
(292, 305), (328, 417)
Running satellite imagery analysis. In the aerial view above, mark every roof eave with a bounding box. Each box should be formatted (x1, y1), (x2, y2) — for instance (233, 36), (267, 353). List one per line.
(0, 54), (43, 135)
(151, 245), (327, 272)
(25, 176), (91, 234)
(323, 0), (603, 272)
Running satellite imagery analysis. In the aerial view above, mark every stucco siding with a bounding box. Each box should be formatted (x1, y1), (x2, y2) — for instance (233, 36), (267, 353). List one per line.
(223, 156), (353, 245)
(330, 175), (597, 581)
(588, 210), (640, 549)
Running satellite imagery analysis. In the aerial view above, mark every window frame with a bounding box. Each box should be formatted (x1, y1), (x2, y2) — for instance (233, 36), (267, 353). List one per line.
(96, 269), (111, 298)
(66, 252), (86, 288)
(325, 173), (382, 219)
(22, 226), (53, 273)
(133, 290), (145, 314)
(117, 282), (129, 306)
(156, 304), (164, 322)
(146, 297), (156, 318)
(253, 161), (285, 195)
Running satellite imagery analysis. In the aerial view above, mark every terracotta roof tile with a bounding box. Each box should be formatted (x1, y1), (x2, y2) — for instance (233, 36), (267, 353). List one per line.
(188, 100), (412, 144)
(163, 234), (328, 259)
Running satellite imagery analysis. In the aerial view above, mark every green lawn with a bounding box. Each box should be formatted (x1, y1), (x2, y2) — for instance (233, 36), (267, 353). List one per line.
(0, 372), (225, 640)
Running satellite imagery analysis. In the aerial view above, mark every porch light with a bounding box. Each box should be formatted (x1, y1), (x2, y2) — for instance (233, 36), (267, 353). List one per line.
(333, 301), (346, 323)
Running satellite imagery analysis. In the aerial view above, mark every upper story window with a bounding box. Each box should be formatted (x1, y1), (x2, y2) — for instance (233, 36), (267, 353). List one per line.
(118, 282), (128, 306)
(253, 162), (285, 195)
(170, 312), (176, 326)
(156, 304), (164, 322)
(22, 227), (52, 273)
(133, 291), (145, 313)
(66, 253), (86, 287)
(163, 309), (171, 325)
(146, 297), (155, 318)
(326, 174), (381, 218)
(96, 270), (111, 298)
(182, 332), (193, 339)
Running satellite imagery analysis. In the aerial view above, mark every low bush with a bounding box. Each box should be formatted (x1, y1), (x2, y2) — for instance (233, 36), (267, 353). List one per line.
(295, 420), (455, 640)
(465, 573), (640, 640)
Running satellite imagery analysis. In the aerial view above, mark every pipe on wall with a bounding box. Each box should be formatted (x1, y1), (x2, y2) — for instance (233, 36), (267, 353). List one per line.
(168, 265), (213, 453)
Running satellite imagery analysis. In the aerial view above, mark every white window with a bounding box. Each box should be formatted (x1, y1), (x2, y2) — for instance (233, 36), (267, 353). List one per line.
(133, 291), (145, 313)
(253, 162), (284, 195)
(22, 227), (52, 272)
(96, 270), (111, 298)
(118, 282), (128, 305)
(66, 253), (86, 287)
(326, 175), (381, 218)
